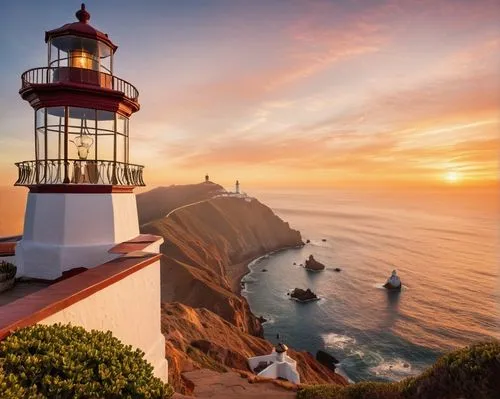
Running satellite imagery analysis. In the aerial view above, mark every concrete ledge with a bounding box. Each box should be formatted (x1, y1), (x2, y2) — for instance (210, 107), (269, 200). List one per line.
(108, 234), (162, 254)
(0, 236), (162, 340)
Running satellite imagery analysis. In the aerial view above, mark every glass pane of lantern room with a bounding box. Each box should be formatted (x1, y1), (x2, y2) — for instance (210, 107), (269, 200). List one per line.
(46, 107), (65, 160)
(35, 109), (45, 162)
(116, 114), (127, 163)
(49, 36), (112, 73)
(97, 110), (115, 161)
(67, 107), (96, 161)
(49, 36), (99, 71)
(49, 41), (67, 68)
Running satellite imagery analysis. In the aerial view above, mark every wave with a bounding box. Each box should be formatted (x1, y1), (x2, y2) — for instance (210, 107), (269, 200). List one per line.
(248, 256), (266, 268)
(260, 315), (276, 325)
(335, 365), (355, 384)
(322, 333), (357, 350)
(373, 283), (409, 291)
(369, 357), (419, 380)
(321, 332), (420, 381)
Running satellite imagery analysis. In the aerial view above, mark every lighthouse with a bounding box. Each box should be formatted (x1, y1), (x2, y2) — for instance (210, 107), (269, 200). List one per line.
(15, 4), (144, 280)
(235, 180), (240, 194)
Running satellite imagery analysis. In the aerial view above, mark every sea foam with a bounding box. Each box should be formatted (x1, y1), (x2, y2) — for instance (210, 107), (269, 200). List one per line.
(322, 333), (357, 350)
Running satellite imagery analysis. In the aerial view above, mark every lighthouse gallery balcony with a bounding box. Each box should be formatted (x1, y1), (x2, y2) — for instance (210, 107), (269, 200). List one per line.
(21, 66), (139, 102)
(15, 159), (145, 187)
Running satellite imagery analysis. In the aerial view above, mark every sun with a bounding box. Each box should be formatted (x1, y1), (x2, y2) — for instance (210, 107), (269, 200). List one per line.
(444, 171), (460, 184)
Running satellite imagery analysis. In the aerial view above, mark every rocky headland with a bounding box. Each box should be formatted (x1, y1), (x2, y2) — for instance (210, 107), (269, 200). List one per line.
(137, 183), (345, 393)
(304, 255), (325, 271)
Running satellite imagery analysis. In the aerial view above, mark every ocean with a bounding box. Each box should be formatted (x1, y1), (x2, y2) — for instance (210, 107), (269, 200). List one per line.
(242, 188), (499, 383)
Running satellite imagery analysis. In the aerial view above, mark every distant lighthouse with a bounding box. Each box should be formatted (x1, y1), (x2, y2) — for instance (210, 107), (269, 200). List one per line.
(235, 180), (240, 194)
(14, 4), (143, 279)
(205, 174), (209, 183)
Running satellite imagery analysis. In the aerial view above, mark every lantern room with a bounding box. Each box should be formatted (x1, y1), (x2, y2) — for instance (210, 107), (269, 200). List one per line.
(46, 4), (116, 76)
(17, 3), (141, 187)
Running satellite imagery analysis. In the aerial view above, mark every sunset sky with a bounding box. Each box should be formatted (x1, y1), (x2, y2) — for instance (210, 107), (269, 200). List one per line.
(0, 0), (498, 189)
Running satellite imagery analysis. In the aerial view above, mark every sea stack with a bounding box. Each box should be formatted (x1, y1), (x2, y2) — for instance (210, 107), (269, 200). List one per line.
(290, 288), (319, 302)
(384, 269), (402, 290)
(304, 255), (325, 271)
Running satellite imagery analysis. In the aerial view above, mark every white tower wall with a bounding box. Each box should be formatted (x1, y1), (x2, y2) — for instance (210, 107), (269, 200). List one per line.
(16, 192), (139, 280)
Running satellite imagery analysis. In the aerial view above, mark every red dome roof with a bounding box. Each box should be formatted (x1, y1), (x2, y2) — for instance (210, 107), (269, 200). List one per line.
(45, 4), (117, 53)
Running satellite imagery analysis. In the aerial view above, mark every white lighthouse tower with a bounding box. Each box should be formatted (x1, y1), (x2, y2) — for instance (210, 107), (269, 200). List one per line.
(15, 4), (144, 280)
(235, 180), (240, 194)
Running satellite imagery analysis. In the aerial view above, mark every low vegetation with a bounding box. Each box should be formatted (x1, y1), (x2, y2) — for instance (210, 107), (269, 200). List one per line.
(298, 340), (500, 399)
(0, 261), (16, 280)
(0, 324), (174, 398)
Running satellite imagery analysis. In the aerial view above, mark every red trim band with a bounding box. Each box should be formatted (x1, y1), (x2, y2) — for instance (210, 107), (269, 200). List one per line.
(28, 185), (135, 194)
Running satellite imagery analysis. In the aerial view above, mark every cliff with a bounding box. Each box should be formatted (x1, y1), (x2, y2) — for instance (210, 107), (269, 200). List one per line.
(141, 194), (303, 335)
(137, 182), (225, 225)
(162, 303), (348, 394)
(138, 183), (346, 392)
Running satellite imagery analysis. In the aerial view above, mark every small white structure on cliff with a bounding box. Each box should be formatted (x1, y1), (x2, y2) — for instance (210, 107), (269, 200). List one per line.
(248, 343), (300, 384)
(235, 179), (240, 194)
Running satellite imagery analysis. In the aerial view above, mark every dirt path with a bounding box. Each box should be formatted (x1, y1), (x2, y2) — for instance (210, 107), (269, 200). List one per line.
(173, 369), (296, 399)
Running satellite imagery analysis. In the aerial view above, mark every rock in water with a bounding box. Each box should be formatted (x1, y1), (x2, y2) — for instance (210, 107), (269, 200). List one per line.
(290, 288), (319, 302)
(316, 350), (340, 372)
(384, 269), (402, 290)
(306, 239), (311, 243)
(304, 255), (326, 271)
(334, 268), (341, 272)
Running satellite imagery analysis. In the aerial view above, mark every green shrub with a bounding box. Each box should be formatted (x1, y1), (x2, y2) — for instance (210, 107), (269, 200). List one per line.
(297, 384), (343, 399)
(297, 382), (402, 399)
(402, 340), (500, 399)
(0, 261), (16, 281)
(0, 324), (174, 399)
(298, 340), (500, 399)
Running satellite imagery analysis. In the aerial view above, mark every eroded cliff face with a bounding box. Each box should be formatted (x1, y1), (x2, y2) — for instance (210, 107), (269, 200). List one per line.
(141, 195), (303, 335)
(162, 303), (348, 394)
(137, 183), (346, 392)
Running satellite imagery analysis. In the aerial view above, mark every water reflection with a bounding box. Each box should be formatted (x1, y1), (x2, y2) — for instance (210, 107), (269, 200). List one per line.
(386, 290), (401, 308)
(381, 290), (401, 330)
